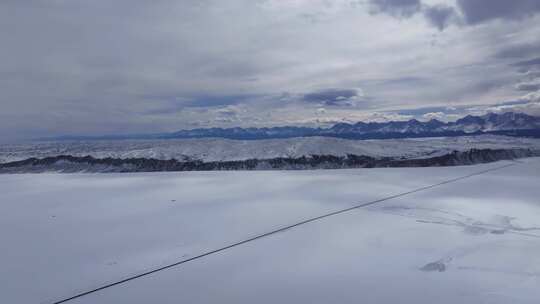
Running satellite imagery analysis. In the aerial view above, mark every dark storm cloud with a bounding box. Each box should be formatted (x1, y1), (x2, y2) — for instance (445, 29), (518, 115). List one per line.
(498, 100), (533, 106)
(495, 43), (540, 59)
(369, 0), (457, 31)
(509, 58), (540, 74)
(182, 95), (255, 107)
(369, 0), (458, 31)
(516, 83), (540, 92)
(369, 0), (421, 18)
(373, 0), (540, 30)
(142, 94), (257, 115)
(303, 89), (360, 106)
(511, 57), (540, 68)
(423, 5), (457, 31)
(456, 0), (540, 25)
(377, 76), (429, 86)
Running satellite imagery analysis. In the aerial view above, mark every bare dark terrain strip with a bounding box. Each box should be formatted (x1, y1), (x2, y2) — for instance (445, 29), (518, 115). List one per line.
(2, 148), (538, 173)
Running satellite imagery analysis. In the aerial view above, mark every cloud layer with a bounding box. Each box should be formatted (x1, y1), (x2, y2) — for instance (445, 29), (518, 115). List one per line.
(1, 0), (540, 140)
(457, 0), (540, 24)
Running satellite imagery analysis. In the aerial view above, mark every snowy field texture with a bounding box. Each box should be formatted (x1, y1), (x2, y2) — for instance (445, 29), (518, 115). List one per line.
(1, 159), (539, 303)
(2, 134), (540, 163)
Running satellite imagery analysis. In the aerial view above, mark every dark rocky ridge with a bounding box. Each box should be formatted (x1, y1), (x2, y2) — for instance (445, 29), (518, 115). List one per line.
(1, 148), (538, 173)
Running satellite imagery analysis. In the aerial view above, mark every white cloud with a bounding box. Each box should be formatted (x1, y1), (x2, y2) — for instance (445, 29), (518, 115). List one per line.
(423, 112), (462, 122)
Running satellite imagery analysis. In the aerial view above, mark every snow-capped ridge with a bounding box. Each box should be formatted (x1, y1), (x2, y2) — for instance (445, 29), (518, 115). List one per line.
(45, 112), (540, 141)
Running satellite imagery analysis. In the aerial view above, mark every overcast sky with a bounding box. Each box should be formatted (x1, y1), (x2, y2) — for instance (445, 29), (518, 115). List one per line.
(2, 0), (540, 140)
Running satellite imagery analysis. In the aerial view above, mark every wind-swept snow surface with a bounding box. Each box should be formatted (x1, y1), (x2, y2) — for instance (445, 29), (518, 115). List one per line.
(1, 159), (539, 303)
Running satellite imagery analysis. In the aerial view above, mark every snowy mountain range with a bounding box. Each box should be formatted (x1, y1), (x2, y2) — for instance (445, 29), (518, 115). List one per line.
(7, 112), (540, 172)
(52, 112), (540, 141)
(328, 112), (540, 136)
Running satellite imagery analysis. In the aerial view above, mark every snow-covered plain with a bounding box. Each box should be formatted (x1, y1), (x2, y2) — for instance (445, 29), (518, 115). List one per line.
(2, 135), (540, 163)
(1, 159), (539, 303)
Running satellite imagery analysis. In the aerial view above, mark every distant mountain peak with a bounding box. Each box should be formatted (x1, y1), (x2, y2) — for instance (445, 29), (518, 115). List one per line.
(46, 112), (540, 141)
